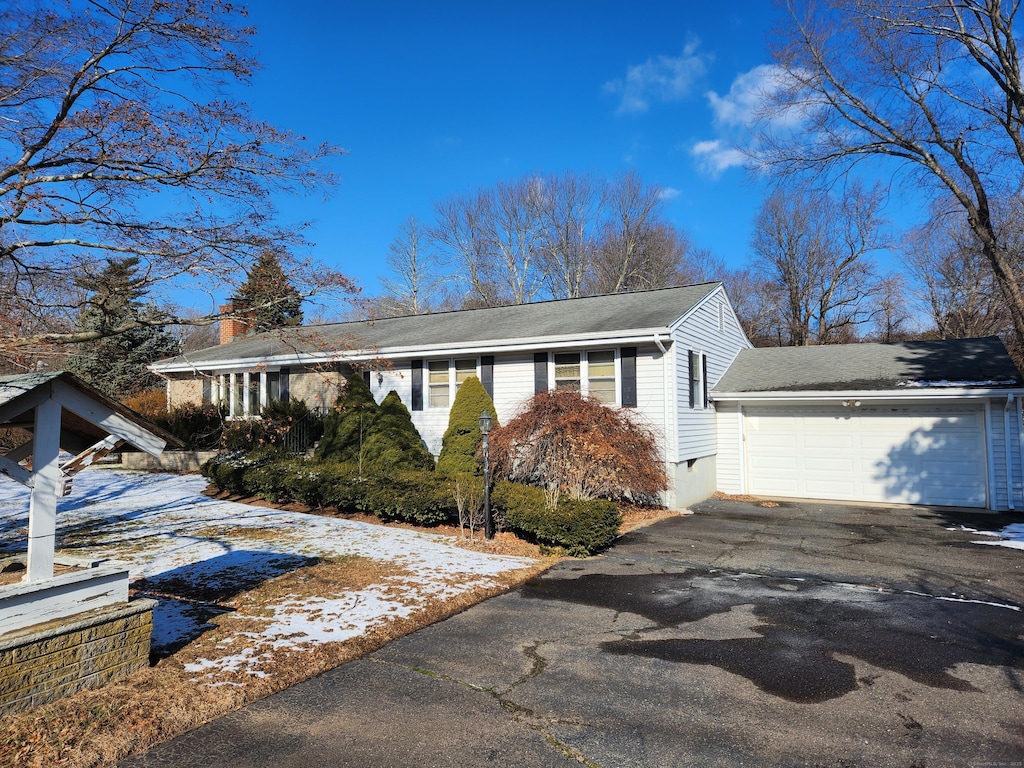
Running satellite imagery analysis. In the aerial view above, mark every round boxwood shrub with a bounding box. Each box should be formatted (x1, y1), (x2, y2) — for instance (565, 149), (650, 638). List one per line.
(493, 480), (621, 556)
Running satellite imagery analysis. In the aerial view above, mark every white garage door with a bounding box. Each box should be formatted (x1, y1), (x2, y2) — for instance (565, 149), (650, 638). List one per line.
(744, 405), (987, 507)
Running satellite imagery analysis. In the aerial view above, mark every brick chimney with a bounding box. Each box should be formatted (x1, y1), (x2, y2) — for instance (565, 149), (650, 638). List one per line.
(219, 300), (251, 344)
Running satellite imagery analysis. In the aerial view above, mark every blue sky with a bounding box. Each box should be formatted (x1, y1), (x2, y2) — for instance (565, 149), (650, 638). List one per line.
(238, 2), (911, 304)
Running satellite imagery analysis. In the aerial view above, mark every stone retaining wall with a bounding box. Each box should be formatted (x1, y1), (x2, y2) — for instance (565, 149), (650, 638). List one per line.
(120, 450), (219, 473)
(0, 598), (157, 715)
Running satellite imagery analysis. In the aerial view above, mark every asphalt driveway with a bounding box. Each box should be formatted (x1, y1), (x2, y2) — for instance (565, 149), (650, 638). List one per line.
(122, 500), (1024, 767)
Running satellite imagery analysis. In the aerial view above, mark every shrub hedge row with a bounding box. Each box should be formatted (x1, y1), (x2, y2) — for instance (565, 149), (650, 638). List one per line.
(200, 452), (621, 555)
(493, 482), (622, 557)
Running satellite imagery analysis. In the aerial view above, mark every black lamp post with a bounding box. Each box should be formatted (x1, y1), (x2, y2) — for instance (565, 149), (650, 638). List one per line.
(479, 410), (494, 539)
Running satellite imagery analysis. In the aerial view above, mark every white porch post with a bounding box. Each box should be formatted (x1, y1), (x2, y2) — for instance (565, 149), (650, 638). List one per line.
(243, 372), (251, 416)
(229, 373), (237, 417)
(26, 398), (61, 582)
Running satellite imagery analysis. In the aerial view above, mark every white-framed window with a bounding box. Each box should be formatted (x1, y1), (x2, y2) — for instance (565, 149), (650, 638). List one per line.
(428, 360), (450, 408)
(587, 350), (616, 404)
(689, 350), (707, 409)
(427, 358), (478, 408)
(454, 358), (476, 391)
(554, 352), (581, 392)
(549, 350), (618, 404)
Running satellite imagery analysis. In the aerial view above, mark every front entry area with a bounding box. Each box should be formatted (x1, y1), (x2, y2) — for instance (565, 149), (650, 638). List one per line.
(742, 404), (988, 508)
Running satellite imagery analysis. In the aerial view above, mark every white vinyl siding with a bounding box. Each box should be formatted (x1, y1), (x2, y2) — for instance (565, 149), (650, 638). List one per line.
(989, 398), (1024, 510)
(714, 402), (744, 495)
(672, 287), (751, 463)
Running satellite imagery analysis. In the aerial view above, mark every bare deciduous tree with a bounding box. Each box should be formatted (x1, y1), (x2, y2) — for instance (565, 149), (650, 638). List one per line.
(751, 183), (886, 345)
(589, 171), (688, 294)
(902, 201), (1013, 340)
(423, 170), (693, 308)
(375, 217), (445, 316)
(759, 0), (1024, 351)
(0, 0), (353, 356)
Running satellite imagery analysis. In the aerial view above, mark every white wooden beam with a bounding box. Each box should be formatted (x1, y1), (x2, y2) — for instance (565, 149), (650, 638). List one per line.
(61, 435), (125, 476)
(6, 438), (34, 463)
(27, 398), (61, 582)
(0, 384), (50, 426)
(0, 455), (31, 487)
(51, 379), (166, 456)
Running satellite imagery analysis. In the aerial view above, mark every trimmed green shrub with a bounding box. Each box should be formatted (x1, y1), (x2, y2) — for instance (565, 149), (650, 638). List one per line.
(315, 373), (379, 465)
(436, 376), (498, 475)
(494, 481), (621, 556)
(200, 448), (285, 496)
(360, 391), (435, 471)
(156, 403), (225, 450)
(201, 453), (455, 526)
(354, 470), (454, 525)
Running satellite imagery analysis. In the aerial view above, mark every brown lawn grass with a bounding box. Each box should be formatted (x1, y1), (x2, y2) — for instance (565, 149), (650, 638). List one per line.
(1, 555), (553, 768)
(1, 493), (674, 768)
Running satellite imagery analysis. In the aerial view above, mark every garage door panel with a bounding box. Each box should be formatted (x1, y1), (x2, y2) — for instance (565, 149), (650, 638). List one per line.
(745, 406), (986, 507)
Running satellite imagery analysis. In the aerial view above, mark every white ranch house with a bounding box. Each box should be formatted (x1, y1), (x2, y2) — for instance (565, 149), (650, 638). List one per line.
(151, 283), (1024, 511)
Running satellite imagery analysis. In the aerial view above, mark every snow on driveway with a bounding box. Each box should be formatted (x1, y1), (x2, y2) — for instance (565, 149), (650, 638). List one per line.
(0, 470), (535, 678)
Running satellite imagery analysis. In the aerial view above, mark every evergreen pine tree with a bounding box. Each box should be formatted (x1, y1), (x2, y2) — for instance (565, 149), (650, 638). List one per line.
(67, 258), (180, 398)
(314, 373), (379, 466)
(234, 251), (303, 333)
(436, 376), (498, 475)
(361, 391), (435, 471)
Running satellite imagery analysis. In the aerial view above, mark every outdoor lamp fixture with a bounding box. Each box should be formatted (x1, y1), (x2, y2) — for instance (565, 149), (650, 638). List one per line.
(479, 411), (494, 539)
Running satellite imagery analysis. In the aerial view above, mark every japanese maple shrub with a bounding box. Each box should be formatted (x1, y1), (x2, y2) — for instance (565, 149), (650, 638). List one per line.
(490, 389), (668, 505)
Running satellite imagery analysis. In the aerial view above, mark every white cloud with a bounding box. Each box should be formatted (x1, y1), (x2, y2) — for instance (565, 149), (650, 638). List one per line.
(691, 64), (806, 179)
(706, 63), (808, 130)
(690, 140), (746, 178)
(604, 38), (709, 115)
(659, 187), (681, 201)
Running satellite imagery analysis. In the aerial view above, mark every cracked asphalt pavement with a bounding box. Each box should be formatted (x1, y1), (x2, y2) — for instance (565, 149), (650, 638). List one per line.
(121, 500), (1024, 767)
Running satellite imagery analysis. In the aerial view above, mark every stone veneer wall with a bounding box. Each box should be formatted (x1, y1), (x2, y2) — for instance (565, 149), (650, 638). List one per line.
(121, 450), (220, 473)
(0, 598), (157, 715)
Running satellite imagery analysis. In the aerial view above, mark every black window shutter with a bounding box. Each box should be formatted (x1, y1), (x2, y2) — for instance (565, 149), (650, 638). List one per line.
(362, 370), (371, 389)
(481, 355), (494, 398)
(621, 347), (637, 408)
(688, 350), (697, 409)
(411, 360), (423, 411)
(280, 367), (290, 403)
(702, 354), (709, 408)
(534, 352), (548, 393)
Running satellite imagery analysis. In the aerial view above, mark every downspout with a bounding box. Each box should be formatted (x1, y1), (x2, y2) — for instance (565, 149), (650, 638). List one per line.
(654, 333), (674, 507)
(1005, 394), (1016, 510)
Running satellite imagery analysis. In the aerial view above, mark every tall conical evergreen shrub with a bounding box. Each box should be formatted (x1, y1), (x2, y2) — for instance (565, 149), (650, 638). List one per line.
(361, 391), (435, 471)
(315, 373), (378, 463)
(436, 376), (498, 475)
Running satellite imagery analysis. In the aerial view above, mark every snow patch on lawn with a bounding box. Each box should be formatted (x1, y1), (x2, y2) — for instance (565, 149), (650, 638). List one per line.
(0, 470), (535, 679)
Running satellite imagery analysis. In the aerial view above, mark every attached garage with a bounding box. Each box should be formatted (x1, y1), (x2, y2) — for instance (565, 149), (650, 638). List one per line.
(713, 338), (1024, 511)
(742, 404), (988, 507)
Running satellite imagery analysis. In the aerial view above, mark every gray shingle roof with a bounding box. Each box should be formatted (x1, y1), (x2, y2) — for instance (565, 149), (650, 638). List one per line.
(154, 283), (722, 367)
(713, 337), (1023, 394)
